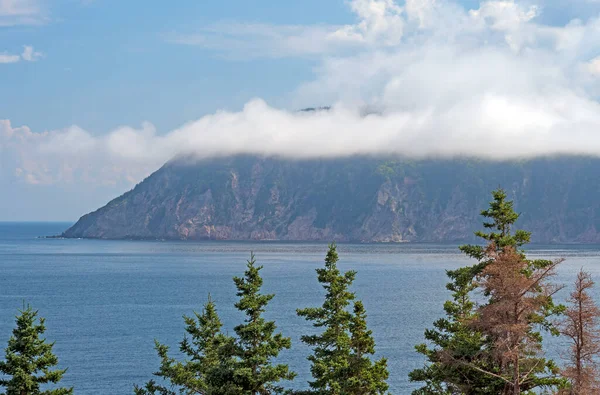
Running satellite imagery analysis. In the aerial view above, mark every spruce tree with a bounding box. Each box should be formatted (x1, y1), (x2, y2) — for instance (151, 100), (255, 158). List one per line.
(459, 189), (531, 262)
(297, 243), (355, 394)
(135, 296), (240, 395)
(409, 263), (504, 394)
(232, 253), (295, 394)
(298, 243), (388, 394)
(410, 189), (564, 394)
(0, 305), (73, 395)
(346, 301), (389, 394)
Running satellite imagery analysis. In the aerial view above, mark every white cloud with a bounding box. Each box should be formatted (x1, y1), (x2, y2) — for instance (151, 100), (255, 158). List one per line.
(21, 45), (42, 61)
(0, 52), (19, 63)
(0, 120), (155, 186)
(0, 45), (43, 64)
(0, 0), (45, 26)
(330, 0), (405, 45)
(470, 1), (539, 29)
(168, 24), (345, 59)
(6, 0), (600, 187)
(168, 0), (410, 58)
(586, 56), (600, 75)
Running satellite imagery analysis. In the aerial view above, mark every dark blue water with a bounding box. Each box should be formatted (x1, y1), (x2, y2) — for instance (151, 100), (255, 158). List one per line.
(1, 222), (600, 394)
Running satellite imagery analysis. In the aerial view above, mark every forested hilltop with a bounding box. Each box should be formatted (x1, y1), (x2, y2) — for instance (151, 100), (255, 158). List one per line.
(63, 155), (600, 243)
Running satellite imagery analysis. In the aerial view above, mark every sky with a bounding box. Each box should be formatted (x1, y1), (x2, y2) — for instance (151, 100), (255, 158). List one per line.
(2, 0), (600, 221)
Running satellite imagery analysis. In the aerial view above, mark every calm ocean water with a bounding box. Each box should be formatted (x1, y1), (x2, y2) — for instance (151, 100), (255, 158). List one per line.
(1, 222), (600, 394)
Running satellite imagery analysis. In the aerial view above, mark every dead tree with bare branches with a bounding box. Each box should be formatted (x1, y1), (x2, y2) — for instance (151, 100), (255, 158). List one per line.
(559, 270), (600, 395)
(470, 245), (565, 395)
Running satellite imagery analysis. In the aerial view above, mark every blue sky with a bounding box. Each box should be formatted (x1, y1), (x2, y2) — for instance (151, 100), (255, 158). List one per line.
(2, 0), (600, 221)
(1, 0), (352, 133)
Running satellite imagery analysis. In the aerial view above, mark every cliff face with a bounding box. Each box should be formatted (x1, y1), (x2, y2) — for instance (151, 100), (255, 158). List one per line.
(63, 156), (600, 243)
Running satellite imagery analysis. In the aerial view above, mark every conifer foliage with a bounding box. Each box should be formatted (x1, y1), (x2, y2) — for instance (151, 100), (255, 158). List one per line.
(233, 253), (296, 394)
(346, 301), (389, 394)
(0, 305), (72, 395)
(136, 253), (295, 395)
(410, 189), (565, 394)
(297, 243), (389, 394)
(134, 297), (240, 395)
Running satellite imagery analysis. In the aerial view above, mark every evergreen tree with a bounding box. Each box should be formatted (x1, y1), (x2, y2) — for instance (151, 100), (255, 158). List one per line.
(346, 301), (389, 395)
(0, 305), (73, 395)
(232, 253), (295, 394)
(298, 243), (388, 394)
(459, 189), (531, 262)
(409, 263), (504, 394)
(135, 296), (240, 395)
(410, 189), (563, 394)
(297, 243), (356, 394)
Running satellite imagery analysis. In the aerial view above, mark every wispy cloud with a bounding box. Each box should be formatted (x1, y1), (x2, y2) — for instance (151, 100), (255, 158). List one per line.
(0, 52), (19, 63)
(0, 45), (43, 64)
(0, 0), (46, 26)
(20, 45), (42, 61)
(167, 0), (406, 58)
(167, 24), (344, 59)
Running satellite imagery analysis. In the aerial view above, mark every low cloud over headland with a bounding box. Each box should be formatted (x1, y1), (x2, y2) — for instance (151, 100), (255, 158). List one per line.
(4, 0), (600, 187)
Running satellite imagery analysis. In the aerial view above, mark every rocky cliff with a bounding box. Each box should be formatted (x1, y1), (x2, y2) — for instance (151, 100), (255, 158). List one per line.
(62, 156), (600, 243)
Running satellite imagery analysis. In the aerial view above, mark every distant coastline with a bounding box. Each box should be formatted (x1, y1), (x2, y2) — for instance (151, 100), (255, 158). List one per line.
(61, 155), (600, 244)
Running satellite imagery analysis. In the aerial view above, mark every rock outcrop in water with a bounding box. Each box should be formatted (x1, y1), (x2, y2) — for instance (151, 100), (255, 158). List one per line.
(62, 156), (600, 243)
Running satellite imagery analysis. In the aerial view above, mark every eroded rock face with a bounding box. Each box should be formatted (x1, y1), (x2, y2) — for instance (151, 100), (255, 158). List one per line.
(63, 156), (600, 243)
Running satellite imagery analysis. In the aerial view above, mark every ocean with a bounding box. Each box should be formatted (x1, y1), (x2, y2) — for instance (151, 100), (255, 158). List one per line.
(1, 222), (599, 394)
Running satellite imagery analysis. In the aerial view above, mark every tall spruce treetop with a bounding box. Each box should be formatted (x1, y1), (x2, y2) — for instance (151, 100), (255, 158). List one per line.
(410, 188), (565, 394)
(297, 243), (356, 394)
(0, 305), (73, 395)
(233, 253), (295, 395)
(460, 189), (530, 262)
(298, 243), (389, 394)
(134, 296), (240, 395)
(410, 189), (534, 394)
